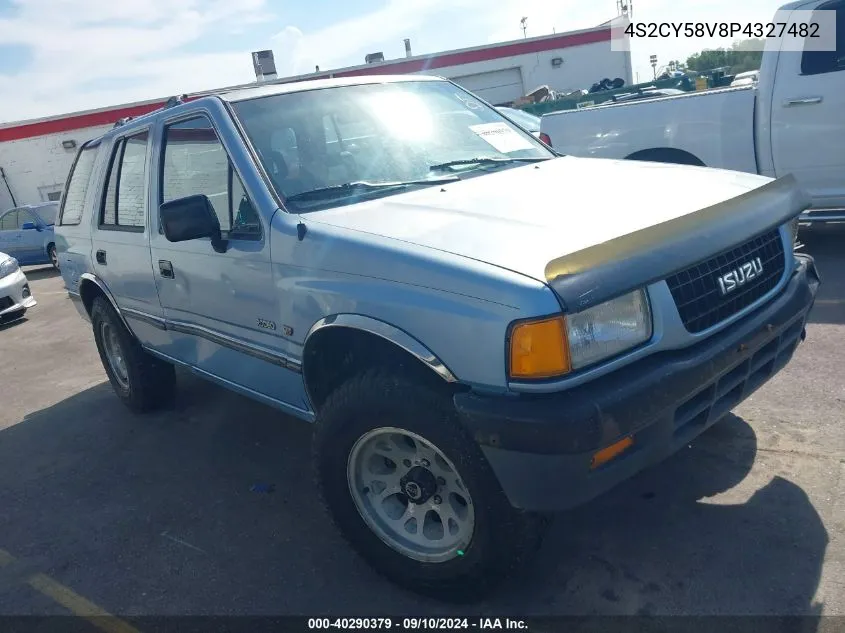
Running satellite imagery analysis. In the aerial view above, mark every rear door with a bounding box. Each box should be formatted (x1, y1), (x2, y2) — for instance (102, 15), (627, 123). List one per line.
(90, 128), (163, 346)
(771, 0), (845, 209)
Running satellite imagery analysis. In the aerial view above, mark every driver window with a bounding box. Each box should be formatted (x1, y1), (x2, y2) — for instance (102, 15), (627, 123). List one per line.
(162, 115), (261, 241)
(801, 0), (844, 75)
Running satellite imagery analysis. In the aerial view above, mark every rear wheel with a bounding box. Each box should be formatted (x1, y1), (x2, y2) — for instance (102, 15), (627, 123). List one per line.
(90, 296), (175, 413)
(313, 369), (547, 602)
(626, 148), (705, 166)
(48, 244), (59, 270)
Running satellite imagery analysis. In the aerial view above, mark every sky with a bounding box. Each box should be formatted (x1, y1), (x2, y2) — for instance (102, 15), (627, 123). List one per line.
(0, 0), (786, 124)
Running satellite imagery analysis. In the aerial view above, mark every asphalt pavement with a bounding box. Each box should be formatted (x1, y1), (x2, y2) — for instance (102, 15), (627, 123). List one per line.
(0, 227), (843, 621)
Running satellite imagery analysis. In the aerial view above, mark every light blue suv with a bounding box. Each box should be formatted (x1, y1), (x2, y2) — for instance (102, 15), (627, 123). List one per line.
(56, 75), (819, 600)
(0, 202), (60, 269)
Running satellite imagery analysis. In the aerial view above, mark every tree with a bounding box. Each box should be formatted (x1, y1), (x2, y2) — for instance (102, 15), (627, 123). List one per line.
(686, 39), (764, 74)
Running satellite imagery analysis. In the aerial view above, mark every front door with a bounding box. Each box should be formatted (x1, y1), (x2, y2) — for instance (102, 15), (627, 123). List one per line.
(0, 208), (42, 264)
(17, 209), (46, 264)
(149, 111), (308, 417)
(771, 0), (845, 210)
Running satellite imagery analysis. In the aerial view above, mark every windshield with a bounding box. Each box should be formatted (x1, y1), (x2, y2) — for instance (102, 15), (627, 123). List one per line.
(34, 204), (58, 225)
(498, 107), (541, 131)
(232, 80), (553, 211)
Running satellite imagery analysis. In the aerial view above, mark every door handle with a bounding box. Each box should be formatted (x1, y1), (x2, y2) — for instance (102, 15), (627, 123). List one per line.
(783, 96), (823, 106)
(96, 250), (107, 265)
(159, 260), (174, 279)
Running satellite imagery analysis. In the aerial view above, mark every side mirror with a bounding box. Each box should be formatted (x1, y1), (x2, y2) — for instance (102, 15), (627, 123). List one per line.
(21, 222), (40, 231)
(160, 194), (228, 253)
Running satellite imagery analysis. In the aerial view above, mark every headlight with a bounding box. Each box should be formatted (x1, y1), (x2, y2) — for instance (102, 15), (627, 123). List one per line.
(508, 289), (651, 380)
(565, 289), (652, 370)
(0, 256), (20, 280)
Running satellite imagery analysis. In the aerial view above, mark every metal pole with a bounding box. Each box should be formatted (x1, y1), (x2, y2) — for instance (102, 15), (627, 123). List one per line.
(0, 167), (17, 207)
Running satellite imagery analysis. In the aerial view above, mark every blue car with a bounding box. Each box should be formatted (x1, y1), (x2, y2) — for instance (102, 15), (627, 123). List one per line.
(0, 202), (60, 269)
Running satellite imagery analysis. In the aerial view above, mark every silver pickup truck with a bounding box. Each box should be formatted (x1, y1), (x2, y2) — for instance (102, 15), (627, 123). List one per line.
(56, 75), (819, 601)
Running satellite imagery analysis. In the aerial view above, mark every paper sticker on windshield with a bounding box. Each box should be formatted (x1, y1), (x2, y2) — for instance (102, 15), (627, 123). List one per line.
(469, 122), (534, 153)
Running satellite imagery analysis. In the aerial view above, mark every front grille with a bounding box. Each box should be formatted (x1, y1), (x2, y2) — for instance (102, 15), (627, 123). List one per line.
(0, 296), (13, 311)
(674, 318), (805, 434)
(666, 228), (786, 333)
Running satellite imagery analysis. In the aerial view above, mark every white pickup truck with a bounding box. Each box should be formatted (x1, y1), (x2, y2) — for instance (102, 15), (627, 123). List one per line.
(540, 0), (845, 222)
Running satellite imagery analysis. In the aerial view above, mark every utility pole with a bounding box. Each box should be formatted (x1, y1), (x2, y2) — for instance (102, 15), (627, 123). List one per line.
(520, 17), (528, 38)
(0, 167), (17, 207)
(650, 54), (658, 79)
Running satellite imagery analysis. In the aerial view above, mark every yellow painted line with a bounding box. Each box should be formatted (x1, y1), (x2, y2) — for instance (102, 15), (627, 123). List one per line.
(27, 573), (141, 633)
(0, 548), (15, 567)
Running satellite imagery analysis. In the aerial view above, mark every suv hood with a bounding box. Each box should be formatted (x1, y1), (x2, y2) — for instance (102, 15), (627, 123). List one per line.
(305, 156), (806, 309)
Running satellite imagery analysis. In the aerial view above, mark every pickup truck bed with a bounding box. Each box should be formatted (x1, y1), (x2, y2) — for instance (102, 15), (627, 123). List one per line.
(543, 86), (758, 174)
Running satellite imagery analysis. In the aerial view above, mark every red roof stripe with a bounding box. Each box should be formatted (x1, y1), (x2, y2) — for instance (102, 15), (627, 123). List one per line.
(0, 102), (167, 143)
(334, 28), (610, 78)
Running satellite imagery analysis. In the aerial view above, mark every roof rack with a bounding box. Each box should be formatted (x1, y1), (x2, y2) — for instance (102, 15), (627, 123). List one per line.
(164, 94), (187, 108)
(112, 94), (189, 128)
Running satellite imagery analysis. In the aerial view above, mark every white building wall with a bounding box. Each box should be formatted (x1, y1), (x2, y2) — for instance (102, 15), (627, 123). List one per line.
(415, 42), (633, 102)
(0, 124), (112, 210)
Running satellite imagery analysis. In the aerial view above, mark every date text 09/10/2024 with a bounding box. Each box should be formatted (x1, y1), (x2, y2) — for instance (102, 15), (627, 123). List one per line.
(307, 618), (528, 630)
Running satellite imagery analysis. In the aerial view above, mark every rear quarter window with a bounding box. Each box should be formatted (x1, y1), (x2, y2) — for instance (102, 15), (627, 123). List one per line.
(59, 142), (101, 226)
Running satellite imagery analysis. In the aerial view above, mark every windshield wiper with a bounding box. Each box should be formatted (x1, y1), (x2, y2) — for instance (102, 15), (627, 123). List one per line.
(428, 157), (550, 172)
(285, 176), (460, 203)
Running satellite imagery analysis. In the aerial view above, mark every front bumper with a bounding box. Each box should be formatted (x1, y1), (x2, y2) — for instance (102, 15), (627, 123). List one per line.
(0, 269), (37, 320)
(454, 255), (820, 511)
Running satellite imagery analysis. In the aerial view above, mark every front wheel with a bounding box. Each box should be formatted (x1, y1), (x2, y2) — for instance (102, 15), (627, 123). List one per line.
(313, 369), (547, 601)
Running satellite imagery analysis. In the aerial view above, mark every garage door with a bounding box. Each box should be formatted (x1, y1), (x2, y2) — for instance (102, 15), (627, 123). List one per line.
(450, 68), (525, 105)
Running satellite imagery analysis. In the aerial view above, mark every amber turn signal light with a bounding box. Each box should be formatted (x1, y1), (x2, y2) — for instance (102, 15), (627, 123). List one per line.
(508, 316), (571, 379)
(590, 436), (634, 470)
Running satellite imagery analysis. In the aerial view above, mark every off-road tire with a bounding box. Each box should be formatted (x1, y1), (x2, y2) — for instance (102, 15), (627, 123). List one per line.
(91, 296), (175, 413)
(313, 368), (548, 602)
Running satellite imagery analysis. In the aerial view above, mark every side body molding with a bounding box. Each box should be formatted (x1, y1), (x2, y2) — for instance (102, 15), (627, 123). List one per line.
(73, 273), (300, 374)
(304, 314), (458, 383)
